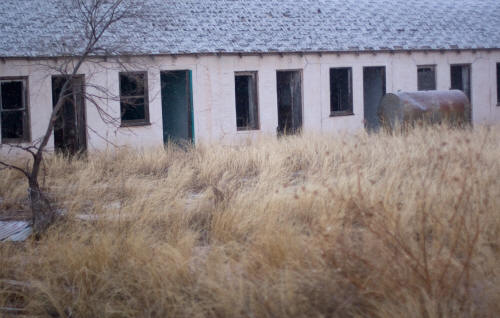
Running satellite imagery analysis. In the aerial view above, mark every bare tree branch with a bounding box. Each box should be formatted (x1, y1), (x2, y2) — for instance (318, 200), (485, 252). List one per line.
(0, 160), (30, 179)
(0, 0), (143, 235)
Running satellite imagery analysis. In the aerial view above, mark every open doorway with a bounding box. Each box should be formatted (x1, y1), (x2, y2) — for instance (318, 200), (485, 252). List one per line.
(235, 72), (259, 131)
(363, 67), (386, 131)
(52, 75), (87, 155)
(161, 70), (194, 144)
(277, 70), (302, 135)
(451, 64), (471, 103)
(451, 64), (472, 122)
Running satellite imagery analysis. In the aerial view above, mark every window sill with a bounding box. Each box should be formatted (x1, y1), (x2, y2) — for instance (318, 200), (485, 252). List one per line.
(237, 127), (260, 132)
(1, 138), (30, 144)
(330, 111), (354, 117)
(120, 121), (152, 128)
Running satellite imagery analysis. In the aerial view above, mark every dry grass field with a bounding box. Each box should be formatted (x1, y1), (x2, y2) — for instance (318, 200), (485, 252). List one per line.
(0, 125), (499, 317)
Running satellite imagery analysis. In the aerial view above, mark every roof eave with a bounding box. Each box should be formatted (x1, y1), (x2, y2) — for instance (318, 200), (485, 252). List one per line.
(1, 47), (499, 60)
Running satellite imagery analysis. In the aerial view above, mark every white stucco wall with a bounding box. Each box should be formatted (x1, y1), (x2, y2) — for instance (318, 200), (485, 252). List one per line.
(1, 50), (500, 154)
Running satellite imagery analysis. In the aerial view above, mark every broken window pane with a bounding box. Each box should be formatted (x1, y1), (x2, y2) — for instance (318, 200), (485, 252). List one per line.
(418, 65), (436, 91)
(120, 72), (149, 125)
(1, 111), (23, 139)
(121, 73), (145, 96)
(121, 98), (146, 121)
(235, 72), (259, 130)
(1, 82), (23, 110)
(1, 79), (29, 142)
(330, 68), (353, 115)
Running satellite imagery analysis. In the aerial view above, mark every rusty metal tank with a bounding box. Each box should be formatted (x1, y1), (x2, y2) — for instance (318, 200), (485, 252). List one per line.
(378, 90), (471, 129)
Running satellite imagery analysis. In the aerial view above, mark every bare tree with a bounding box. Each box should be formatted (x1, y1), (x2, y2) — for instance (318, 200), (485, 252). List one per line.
(0, 0), (141, 235)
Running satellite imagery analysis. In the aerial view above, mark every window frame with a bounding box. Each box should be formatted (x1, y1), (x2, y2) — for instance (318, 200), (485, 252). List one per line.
(234, 71), (260, 131)
(119, 71), (150, 127)
(0, 76), (31, 143)
(329, 67), (354, 117)
(417, 65), (437, 91)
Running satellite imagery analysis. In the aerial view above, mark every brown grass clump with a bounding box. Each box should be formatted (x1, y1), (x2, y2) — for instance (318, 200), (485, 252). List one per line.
(0, 125), (499, 317)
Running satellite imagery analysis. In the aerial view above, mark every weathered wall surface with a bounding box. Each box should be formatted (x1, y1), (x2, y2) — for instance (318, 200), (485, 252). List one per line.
(1, 50), (499, 154)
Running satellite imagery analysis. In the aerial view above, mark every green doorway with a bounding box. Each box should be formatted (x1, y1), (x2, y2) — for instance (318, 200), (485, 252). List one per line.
(161, 70), (194, 144)
(363, 67), (386, 132)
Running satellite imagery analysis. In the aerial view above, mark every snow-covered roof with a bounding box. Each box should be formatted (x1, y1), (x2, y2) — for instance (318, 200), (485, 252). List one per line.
(1, 0), (499, 58)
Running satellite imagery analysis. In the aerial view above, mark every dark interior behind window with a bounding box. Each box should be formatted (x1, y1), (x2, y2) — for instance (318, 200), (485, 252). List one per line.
(120, 72), (149, 125)
(235, 72), (259, 130)
(418, 65), (436, 91)
(330, 68), (353, 115)
(1, 79), (29, 142)
(1, 82), (23, 110)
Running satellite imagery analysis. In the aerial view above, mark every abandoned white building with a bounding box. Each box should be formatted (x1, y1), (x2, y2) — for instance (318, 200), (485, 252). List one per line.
(0, 0), (500, 153)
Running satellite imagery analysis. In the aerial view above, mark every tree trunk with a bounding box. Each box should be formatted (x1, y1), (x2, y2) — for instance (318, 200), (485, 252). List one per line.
(29, 160), (54, 236)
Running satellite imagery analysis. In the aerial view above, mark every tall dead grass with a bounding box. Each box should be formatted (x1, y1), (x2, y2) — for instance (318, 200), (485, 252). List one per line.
(0, 125), (499, 317)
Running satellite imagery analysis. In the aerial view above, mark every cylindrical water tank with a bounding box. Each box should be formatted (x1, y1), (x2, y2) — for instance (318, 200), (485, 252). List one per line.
(378, 90), (471, 129)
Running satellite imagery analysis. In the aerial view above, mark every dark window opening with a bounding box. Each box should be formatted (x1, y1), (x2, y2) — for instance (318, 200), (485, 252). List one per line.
(418, 65), (436, 91)
(497, 63), (500, 105)
(330, 68), (353, 116)
(235, 72), (259, 130)
(1, 78), (29, 143)
(120, 72), (149, 126)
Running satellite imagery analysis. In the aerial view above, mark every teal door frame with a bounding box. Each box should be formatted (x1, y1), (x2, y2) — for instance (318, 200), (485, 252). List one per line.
(160, 70), (194, 144)
(363, 66), (386, 132)
(188, 70), (194, 142)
